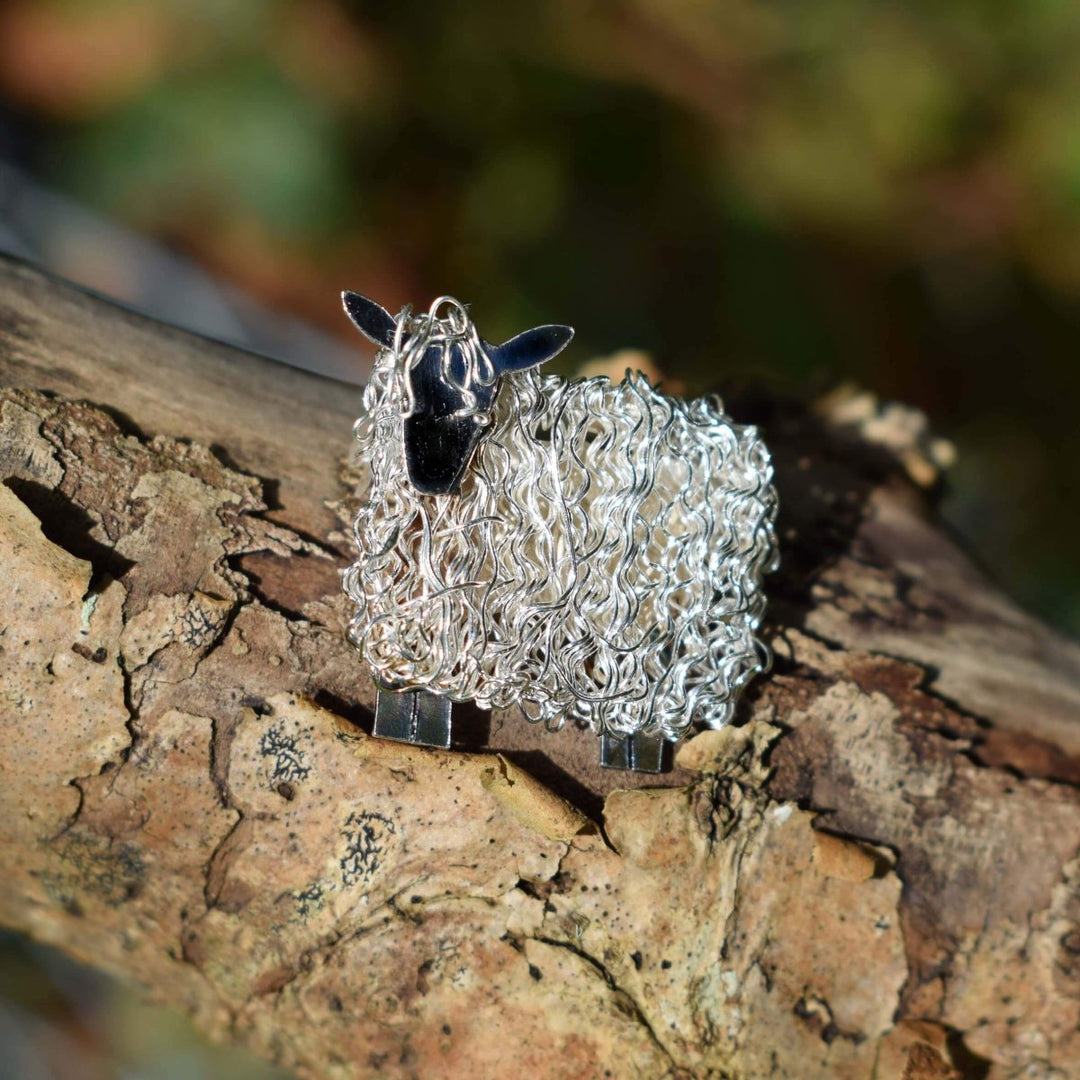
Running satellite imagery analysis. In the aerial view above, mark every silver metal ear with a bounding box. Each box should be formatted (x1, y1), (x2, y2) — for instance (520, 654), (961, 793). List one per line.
(342, 291), (396, 347)
(488, 325), (574, 374)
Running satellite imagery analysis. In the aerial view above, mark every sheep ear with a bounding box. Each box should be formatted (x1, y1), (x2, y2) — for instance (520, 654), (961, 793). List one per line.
(342, 291), (396, 347)
(489, 324), (574, 374)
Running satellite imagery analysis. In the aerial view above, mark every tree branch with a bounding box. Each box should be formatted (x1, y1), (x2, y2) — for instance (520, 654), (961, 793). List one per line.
(1, 254), (1077, 1079)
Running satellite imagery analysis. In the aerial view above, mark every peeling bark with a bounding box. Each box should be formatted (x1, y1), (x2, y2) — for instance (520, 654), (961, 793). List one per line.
(1, 254), (1078, 1079)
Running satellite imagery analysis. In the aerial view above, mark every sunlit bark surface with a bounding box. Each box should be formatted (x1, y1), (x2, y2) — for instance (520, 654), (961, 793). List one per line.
(1, 254), (1078, 1080)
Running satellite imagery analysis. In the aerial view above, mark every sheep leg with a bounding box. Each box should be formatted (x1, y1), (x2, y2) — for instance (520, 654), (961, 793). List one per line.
(599, 731), (667, 773)
(374, 687), (453, 749)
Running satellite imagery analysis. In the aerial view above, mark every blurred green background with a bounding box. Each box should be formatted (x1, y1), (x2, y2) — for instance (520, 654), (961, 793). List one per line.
(0, 0), (1078, 1075)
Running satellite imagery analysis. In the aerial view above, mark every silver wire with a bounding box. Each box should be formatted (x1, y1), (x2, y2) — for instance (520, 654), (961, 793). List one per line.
(390, 296), (496, 423)
(345, 309), (779, 741)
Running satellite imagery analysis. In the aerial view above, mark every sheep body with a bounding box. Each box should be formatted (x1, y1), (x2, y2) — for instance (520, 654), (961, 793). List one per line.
(345, 353), (778, 741)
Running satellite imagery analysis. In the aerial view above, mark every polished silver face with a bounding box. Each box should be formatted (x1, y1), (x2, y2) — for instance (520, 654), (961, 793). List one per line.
(344, 295), (779, 746)
(342, 292), (573, 495)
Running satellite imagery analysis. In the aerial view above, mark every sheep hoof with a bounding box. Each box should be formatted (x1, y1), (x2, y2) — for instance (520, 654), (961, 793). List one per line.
(599, 731), (667, 773)
(373, 688), (452, 749)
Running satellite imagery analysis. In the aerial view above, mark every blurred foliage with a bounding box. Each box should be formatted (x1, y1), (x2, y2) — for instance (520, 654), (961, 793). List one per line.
(0, 0), (1077, 637)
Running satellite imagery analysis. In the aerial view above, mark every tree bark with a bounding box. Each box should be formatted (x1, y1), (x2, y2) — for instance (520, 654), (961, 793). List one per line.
(0, 252), (1078, 1080)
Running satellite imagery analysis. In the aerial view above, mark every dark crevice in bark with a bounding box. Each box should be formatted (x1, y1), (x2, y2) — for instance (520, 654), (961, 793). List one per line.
(207, 443), (284, 511)
(863, 648), (991, 729)
(533, 933), (679, 1070)
(226, 560), (309, 625)
(2, 476), (136, 583)
(310, 689), (373, 735)
(944, 1026), (993, 1080)
(79, 400), (150, 442)
(209, 441), (347, 559)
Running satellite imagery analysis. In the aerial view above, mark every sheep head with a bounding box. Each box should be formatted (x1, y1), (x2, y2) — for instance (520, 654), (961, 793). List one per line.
(343, 291), (573, 495)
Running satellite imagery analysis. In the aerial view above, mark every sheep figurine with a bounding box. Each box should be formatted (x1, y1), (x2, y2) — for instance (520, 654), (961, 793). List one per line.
(342, 292), (778, 771)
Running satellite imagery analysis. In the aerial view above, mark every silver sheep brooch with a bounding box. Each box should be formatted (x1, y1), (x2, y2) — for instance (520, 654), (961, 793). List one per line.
(342, 292), (778, 772)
